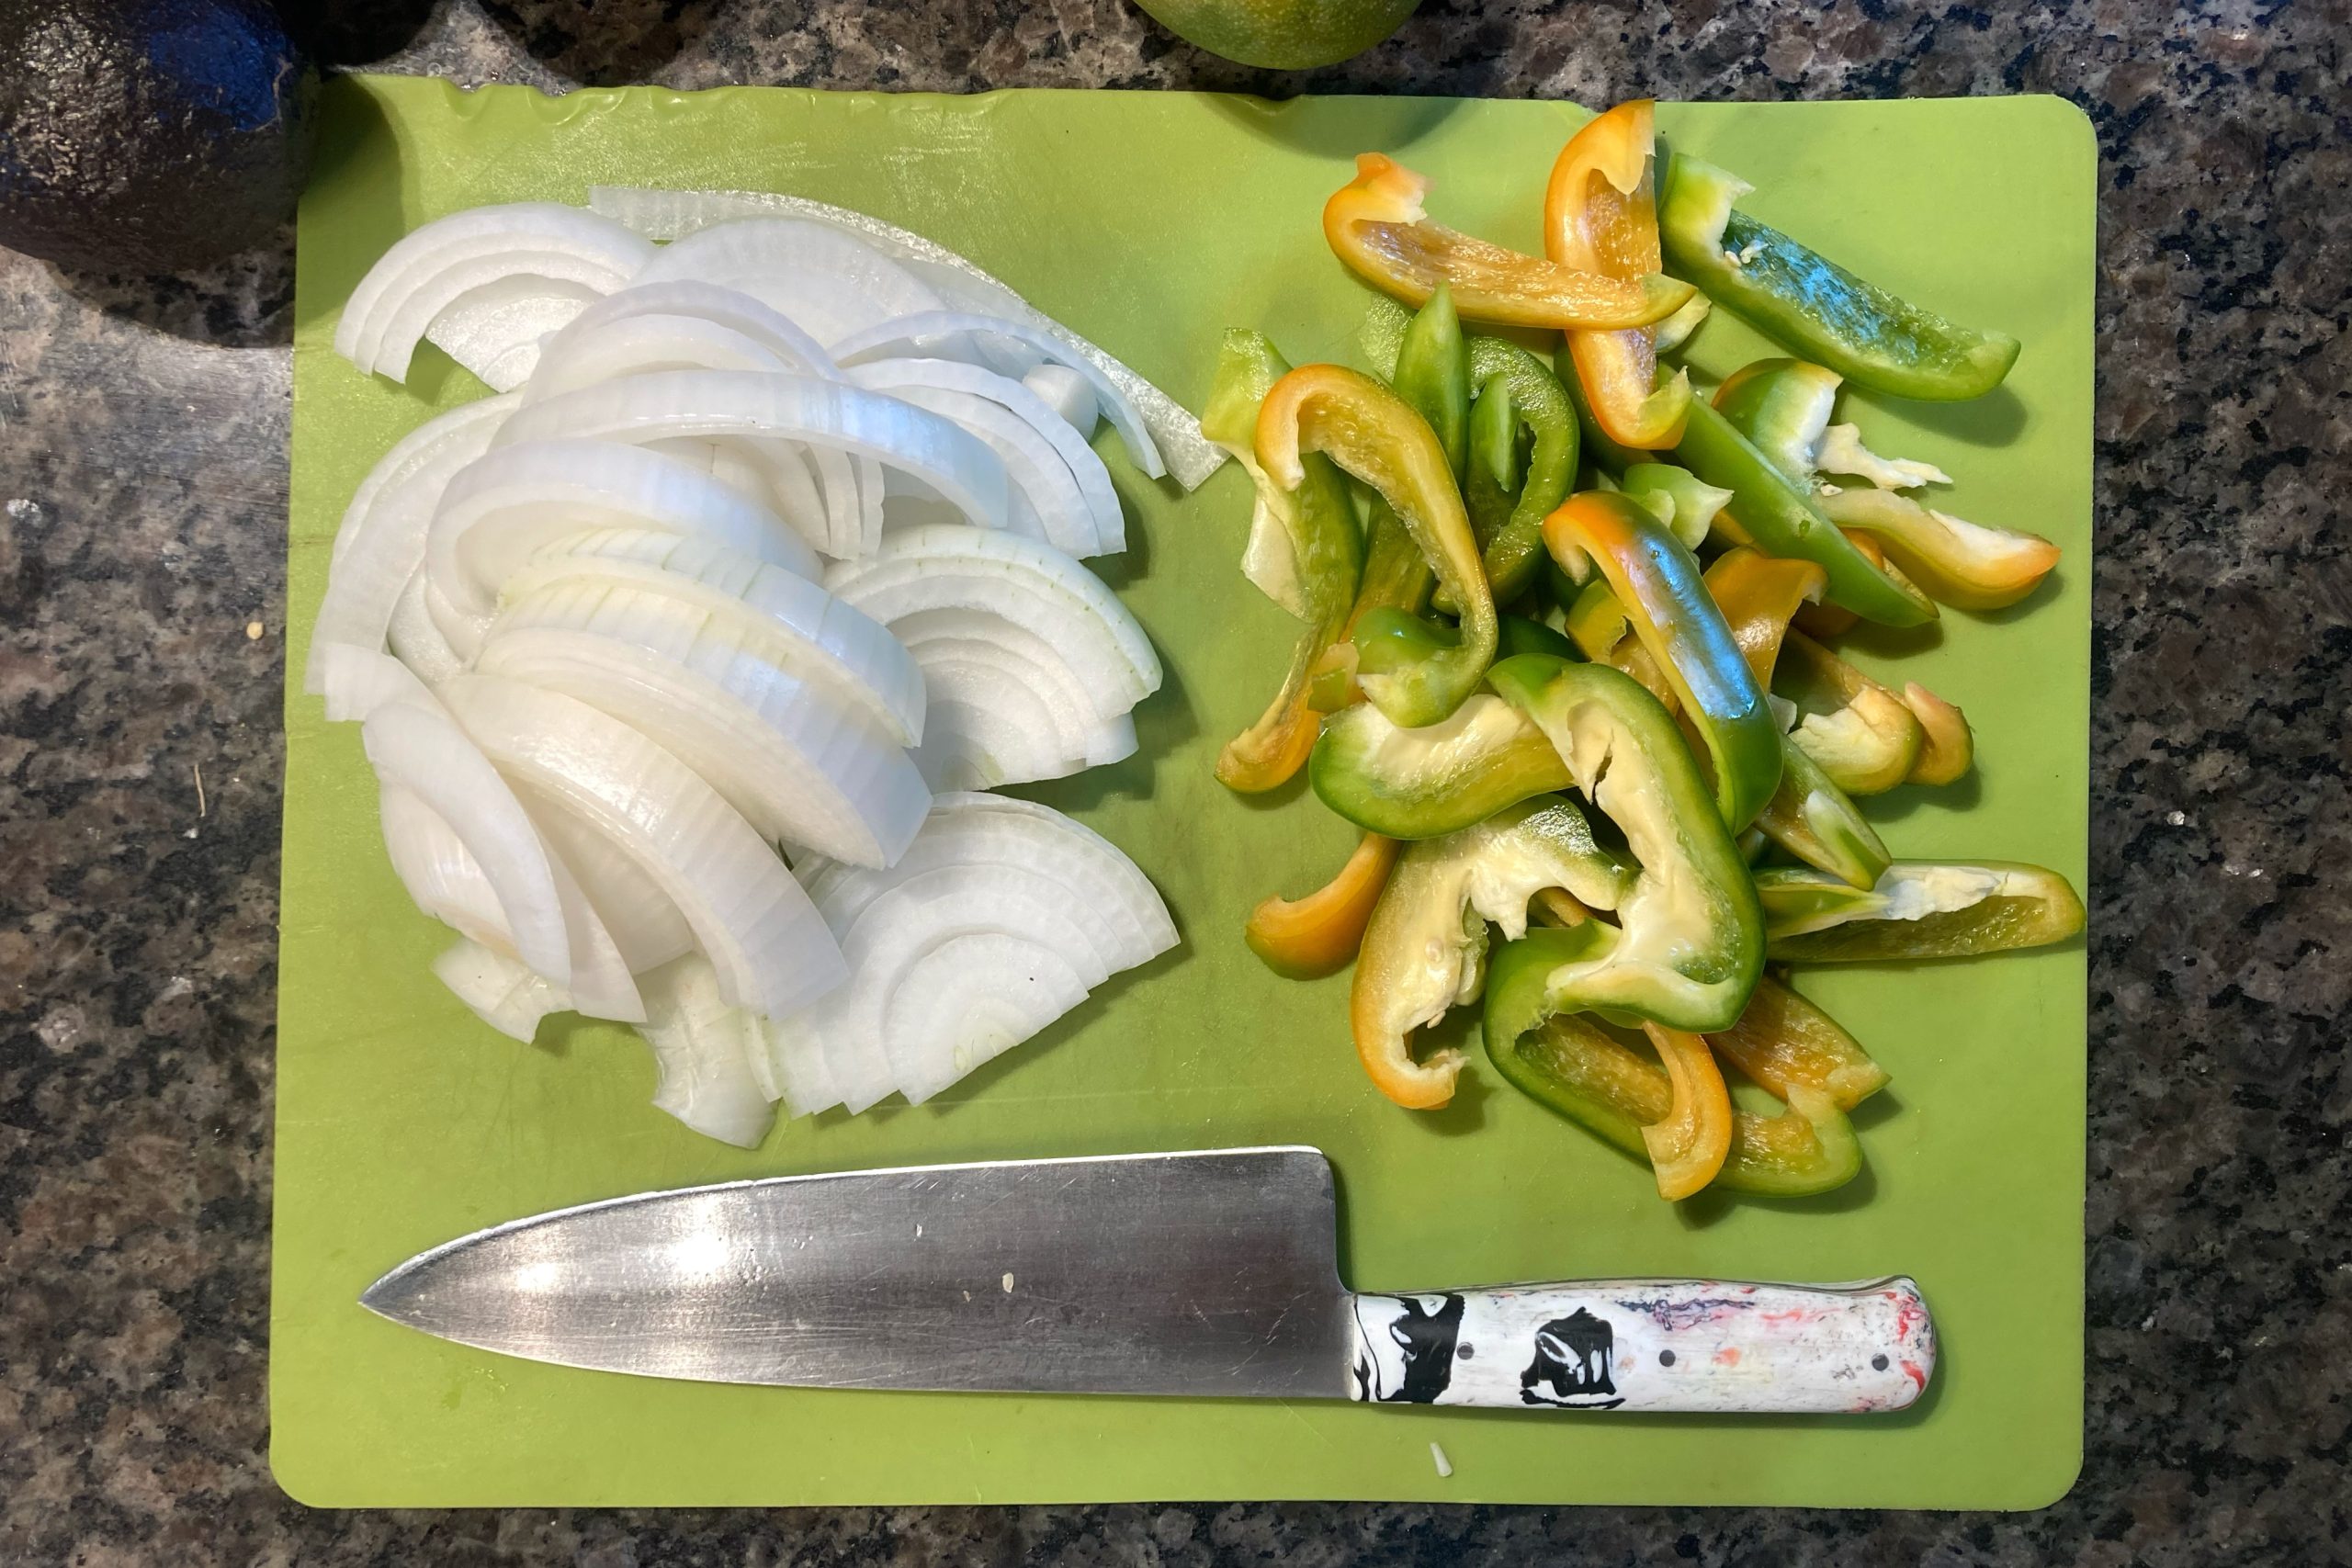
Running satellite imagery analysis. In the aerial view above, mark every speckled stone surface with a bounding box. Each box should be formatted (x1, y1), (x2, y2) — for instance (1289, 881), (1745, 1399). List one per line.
(1, 0), (2346, 1561)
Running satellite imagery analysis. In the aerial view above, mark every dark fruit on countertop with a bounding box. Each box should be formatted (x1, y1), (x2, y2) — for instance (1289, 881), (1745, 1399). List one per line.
(0, 0), (318, 275)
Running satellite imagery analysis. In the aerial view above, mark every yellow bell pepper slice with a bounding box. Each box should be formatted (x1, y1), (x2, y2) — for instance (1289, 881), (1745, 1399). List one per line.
(1638, 1023), (1734, 1200)
(1245, 833), (1400, 981)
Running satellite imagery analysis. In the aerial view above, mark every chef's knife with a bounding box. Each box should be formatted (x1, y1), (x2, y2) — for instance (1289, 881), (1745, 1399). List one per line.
(362, 1146), (1934, 1414)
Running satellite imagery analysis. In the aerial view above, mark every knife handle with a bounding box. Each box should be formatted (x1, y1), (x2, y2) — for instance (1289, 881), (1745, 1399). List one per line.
(1344, 1275), (1933, 1415)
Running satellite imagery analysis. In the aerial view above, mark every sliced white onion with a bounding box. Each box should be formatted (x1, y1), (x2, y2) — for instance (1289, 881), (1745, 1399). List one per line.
(754, 1010), (843, 1120)
(521, 312), (799, 404)
(630, 218), (944, 346)
(429, 438), (818, 623)
(831, 311), (1163, 481)
(314, 641), (433, 724)
(589, 186), (1223, 490)
(634, 955), (776, 1148)
(848, 358), (1121, 556)
(361, 683), (573, 988)
(439, 673), (846, 1019)
(386, 569), (467, 686)
(433, 938), (571, 1043)
(1022, 363), (1099, 435)
(422, 278), (595, 391)
(825, 522), (1159, 718)
(1079, 711), (1139, 770)
(501, 527), (925, 746)
(334, 203), (653, 382)
(514, 779), (696, 973)
(474, 584), (929, 867)
(767, 794), (1175, 1110)
(890, 610), (1101, 790)
(492, 370), (1011, 536)
(309, 394), (516, 692)
(424, 572), (492, 663)
(545, 280), (840, 378)
(379, 783), (513, 953)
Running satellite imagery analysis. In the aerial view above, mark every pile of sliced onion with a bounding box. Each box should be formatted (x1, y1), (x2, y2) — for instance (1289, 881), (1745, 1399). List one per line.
(317, 198), (1183, 1144)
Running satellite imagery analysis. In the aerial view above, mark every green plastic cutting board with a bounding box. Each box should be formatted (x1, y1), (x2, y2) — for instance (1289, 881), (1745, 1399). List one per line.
(275, 76), (2092, 1509)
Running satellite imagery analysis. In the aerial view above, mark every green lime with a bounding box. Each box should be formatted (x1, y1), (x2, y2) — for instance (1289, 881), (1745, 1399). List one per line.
(1133, 0), (1419, 69)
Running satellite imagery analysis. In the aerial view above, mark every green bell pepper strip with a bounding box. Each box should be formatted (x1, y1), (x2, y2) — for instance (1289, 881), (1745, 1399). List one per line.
(1774, 629), (1926, 795)
(1618, 462), (1733, 551)
(1256, 364), (1497, 728)
(1482, 951), (1865, 1196)
(1756, 735), (1892, 889)
(1309, 692), (1570, 839)
(1310, 497), (1434, 713)
(1657, 151), (2021, 402)
(1461, 338), (1577, 606)
(1351, 796), (1634, 1109)
(1755, 862), (2086, 960)
(1465, 370), (1521, 538)
(1198, 331), (1365, 792)
(1392, 283), (1470, 479)
(1499, 612), (1577, 661)
(1563, 575), (1629, 660)
(1674, 392), (1937, 626)
(1486, 655), (1765, 1030)
(1541, 492), (1782, 832)
(1708, 357), (1841, 487)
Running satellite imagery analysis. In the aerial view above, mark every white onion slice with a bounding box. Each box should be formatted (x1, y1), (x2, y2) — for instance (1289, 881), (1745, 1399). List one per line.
(521, 312), (800, 404)
(589, 186), (1223, 490)
(1022, 363), (1099, 434)
(439, 673), (846, 1020)
(889, 611), (1099, 790)
(362, 684), (573, 988)
(335, 204), (653, 382)
(433, 938), (571, 1043)
(546, 280), (840, 378)
(630, 218), (944, 346)
(493, 370), (1011, 536)
(825, 522), (1159, 717)
(767, 794), (1175, 1110)
(474, 584), (929, 867)
(754, 1010), (843, 1120)
(430, 438), (819, 623)
(844, 358), (1122, 552)
(831, 311), (1163, 481)
(514, 779), (696, 972)
(422, 278), (594, 391)
(502, 527), (926, 746)
(386, 569), (467, 687)
(634, 955), (776, 1148)
(309, 395), (516, 693)
(873, 383), (1100, 556)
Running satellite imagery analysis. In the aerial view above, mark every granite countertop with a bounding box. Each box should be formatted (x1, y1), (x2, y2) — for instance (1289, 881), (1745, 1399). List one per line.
(3, 0), (2346, 1560)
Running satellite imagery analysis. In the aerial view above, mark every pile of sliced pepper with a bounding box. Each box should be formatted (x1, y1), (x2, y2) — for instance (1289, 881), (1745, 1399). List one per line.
(1207, 101), (2082, 1205)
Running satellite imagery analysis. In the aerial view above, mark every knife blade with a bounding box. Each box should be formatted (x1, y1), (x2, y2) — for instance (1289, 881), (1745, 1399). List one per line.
(362, 1146), (1935, 1414)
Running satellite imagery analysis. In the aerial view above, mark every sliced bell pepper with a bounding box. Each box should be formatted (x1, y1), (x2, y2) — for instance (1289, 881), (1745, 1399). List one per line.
(1392, 282), (1470, 479)
(1775, 630), (1926, 795)
(1815, 423), (1951, 491)
(1351, 797), (1634, 1108)
(1199, 331), (1365, 792)
(1816, 486), (2062, 610)
(1564, 575), (1629, 661)
(1701, 546), (1823, 685)
(1498, 613), (1577, 661)
(1638, 1022), (1734, 1199)
(1544, 100), (1693, 450)
(1257, 364), (1497, 728)
(1673, 391), (1936, 626)
(1486, 655), (1766, 1031)
(1652, 291), (1711, 355)
(1482, 954), (1864, 1197)
(1710, 356), (1842, 487)
(1557, 344), (1656, 474)
(1618, 462), (1733, 551)
(1541, 492), (1782, 831)
(1898, 680), (1973, 785)
(1458, 337), (1577, 605)
(1706, 974), (1888, 1111)
(1789, 526), (1885, 638)
(1755, 861), (2086, 960)
(1756, 735), (1893, 890)
(1657, 151), (2020, 401)
(1465, 369), (1521, 539)
(1310, 692), (1570, 839)
(1326, 152), (1696, 333)
(1245, 832), (1400, 980)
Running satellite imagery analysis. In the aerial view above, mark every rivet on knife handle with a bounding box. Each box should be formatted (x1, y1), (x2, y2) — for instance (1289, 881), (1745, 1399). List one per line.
(1346, 1276), (1933, 1414)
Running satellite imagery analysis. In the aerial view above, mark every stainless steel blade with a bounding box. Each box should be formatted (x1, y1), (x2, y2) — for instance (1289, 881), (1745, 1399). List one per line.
(361, 1146), (1356, 1398)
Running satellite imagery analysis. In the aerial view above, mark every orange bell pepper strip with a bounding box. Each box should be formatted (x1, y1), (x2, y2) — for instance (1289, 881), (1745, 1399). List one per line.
(1899, 681), (1974, 786)
(1324, 153), (1695, 333)
(1244, 833), (1400, 980)
(1638, 1023), (1734, 1200)
(1816, 486), (2063, 611)
(1544, 100), (1693, 449)
(1700, 547), (1826, 685)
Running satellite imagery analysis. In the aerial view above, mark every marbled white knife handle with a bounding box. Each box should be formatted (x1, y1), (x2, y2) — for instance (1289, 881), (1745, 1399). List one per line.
(1346, 1276), (1933, 1414)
